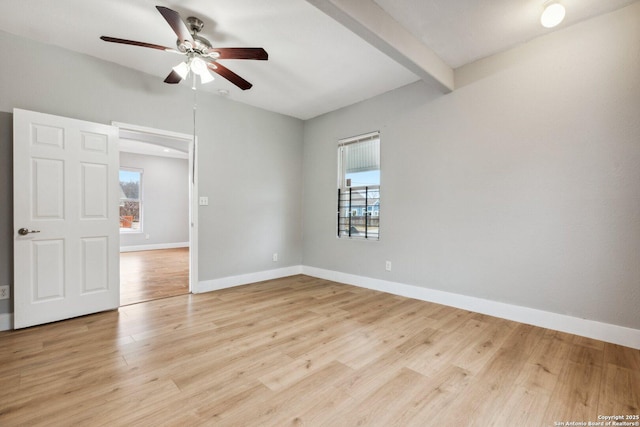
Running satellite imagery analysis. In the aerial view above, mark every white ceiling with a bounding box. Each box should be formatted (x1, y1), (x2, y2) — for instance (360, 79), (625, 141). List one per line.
(119, 139), (188, 159)
(0, 0), (637, 120)
(372, 0), (639, 68)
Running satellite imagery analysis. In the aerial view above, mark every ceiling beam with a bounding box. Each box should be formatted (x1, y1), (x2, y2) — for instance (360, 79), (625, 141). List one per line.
(306, 0), (454, 93)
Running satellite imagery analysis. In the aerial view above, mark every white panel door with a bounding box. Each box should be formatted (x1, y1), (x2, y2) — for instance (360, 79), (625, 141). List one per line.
(13, 108), (120, 329)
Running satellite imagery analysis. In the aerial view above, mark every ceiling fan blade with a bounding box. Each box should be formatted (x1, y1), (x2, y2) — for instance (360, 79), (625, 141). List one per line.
(100, 36), (177, 52)
(208, 62), (252, 90)
(156, 6), (194, 44)
(206, 47), (268, 60)
(164, 69), (184, 84)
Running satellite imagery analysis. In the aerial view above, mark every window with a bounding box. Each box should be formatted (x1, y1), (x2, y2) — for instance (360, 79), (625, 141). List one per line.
(337, 132), (380, 239)
(119, 168), (143, 232)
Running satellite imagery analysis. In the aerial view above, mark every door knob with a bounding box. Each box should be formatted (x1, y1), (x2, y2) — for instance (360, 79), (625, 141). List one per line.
(18, 228), (40, 236)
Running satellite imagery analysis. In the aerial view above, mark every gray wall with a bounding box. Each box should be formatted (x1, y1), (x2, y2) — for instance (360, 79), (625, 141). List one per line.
(196, 95), (304, 279)
(119, 152), (189, 248)
(0, 112), (12, 314)
(302, 4), (640, 330)
(0, 30), (304, 316)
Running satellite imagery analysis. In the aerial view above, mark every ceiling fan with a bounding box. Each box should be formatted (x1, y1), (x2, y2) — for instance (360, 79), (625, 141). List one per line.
(100, 6), (268, 90)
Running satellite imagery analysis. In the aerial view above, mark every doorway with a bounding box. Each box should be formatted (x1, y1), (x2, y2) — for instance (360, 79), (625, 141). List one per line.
(114, 122), (197, 305)
(120, 247), (189, 305)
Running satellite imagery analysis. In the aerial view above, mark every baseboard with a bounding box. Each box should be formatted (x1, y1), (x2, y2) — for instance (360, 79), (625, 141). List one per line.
(120, 242), (189, 252)
(3, 262), (637, 347)
(0, 313), (13, 331)
(196, 265), (303, 293)
(301, 266), (640, 350)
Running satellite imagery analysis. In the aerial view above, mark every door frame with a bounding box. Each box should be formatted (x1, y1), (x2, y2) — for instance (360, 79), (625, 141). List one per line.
(112, 122), (198, 293)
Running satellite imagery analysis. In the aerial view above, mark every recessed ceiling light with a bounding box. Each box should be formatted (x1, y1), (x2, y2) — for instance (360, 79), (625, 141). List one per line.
(163, 149), (170, 153)
(541, 2), (566, 28)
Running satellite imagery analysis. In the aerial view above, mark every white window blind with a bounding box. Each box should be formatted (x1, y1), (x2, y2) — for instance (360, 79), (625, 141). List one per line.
(339, 132), (380, 176)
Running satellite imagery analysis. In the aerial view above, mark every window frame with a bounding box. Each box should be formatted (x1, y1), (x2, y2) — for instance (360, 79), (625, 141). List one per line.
(337, 131), (381, 240)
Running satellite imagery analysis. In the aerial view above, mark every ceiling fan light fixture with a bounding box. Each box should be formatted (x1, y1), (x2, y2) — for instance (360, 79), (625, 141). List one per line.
(199, 69), (215, 84)
(172, 61), (190, 79)
(188, 57), (215, 85)
(190, 57), (207, 75)
(541, 2), (566, 28)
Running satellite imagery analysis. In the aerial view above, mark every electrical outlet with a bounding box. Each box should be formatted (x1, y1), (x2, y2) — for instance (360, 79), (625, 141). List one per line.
(199, 196), (209, 206)
(0, 285), (9, 300)
(272, 252), (278, 262)
(385, 261), (392, 271)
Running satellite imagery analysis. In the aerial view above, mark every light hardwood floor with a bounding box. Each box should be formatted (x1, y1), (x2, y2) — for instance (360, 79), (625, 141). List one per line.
(1, 275), (638, 426)
(120, 248), (189, 306)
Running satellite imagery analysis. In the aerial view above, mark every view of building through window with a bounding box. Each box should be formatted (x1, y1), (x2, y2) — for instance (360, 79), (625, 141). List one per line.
(119, 168), (142, 232)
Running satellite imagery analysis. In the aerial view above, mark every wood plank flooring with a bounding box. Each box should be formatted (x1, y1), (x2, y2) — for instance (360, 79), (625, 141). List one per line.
(120, 248), (189, 306)
(1, 275), (638, 426)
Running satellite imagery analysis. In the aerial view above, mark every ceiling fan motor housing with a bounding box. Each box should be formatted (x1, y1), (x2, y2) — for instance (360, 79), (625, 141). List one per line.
(177, 16), (215, 56)
(187, 16), (204, 33)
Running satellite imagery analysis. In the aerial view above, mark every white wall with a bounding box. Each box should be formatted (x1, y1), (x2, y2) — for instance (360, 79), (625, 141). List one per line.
(0, 29), (304, 317)
(302, 4), (640, 330)
(119, 152), (189, 249)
